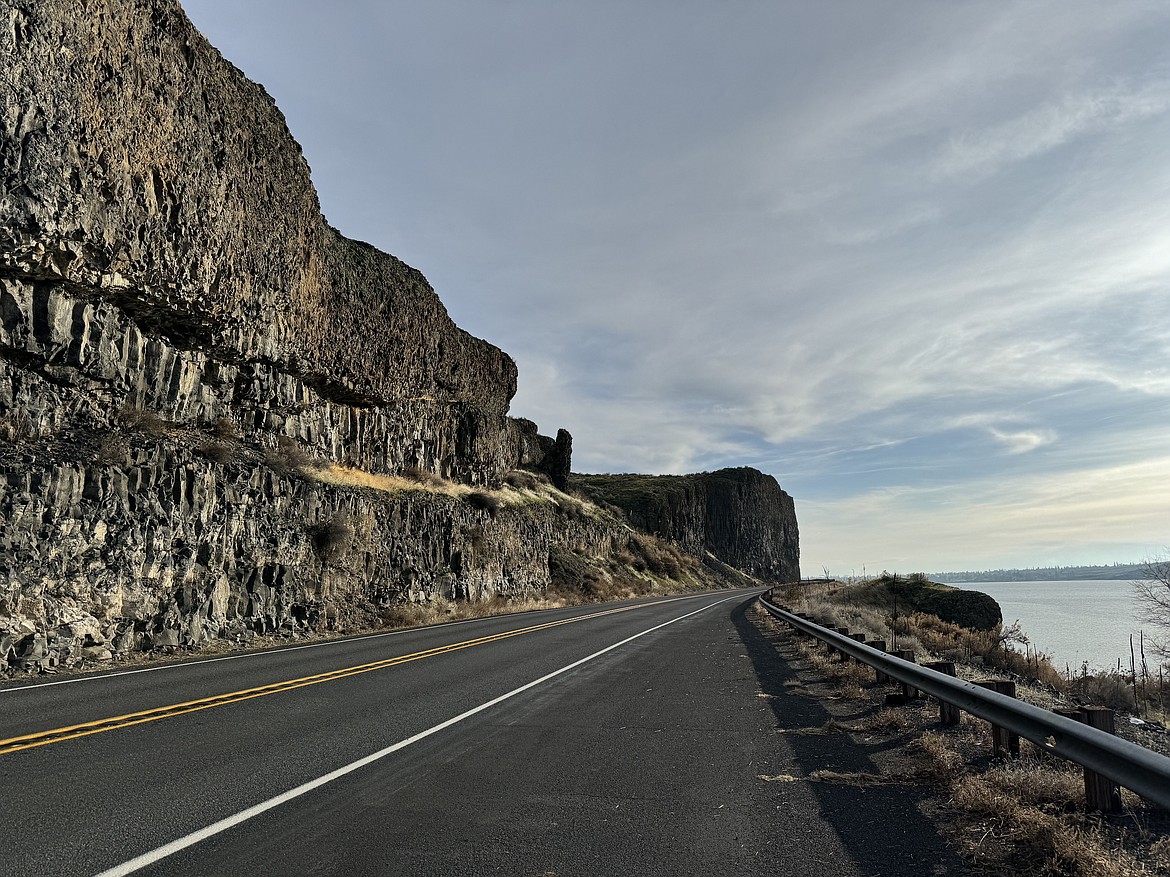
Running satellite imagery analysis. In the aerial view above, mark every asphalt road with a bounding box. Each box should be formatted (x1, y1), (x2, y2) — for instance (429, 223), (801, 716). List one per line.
(0, 591), (964, 876)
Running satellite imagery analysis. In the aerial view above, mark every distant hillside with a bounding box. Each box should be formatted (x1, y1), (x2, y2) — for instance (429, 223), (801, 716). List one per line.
(931, 563), (1145, 583)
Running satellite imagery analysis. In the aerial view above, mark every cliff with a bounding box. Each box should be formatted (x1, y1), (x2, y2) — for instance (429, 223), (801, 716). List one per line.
(0, 1), (798, 673)
(573, 468), (800, 582)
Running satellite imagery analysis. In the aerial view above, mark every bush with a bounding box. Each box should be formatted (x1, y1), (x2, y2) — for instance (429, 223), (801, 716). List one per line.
(212, 416), (240, 439)
(120, 406), (168, 436)
(465, 491), (502, 518)
(310, 513), (354, 560)
(0, 409), (30, 441)
(266, 436), (319, 476)
(195, 440), (234, 464)
(402, 466), (445, 487)
(504, 470), (538, 490)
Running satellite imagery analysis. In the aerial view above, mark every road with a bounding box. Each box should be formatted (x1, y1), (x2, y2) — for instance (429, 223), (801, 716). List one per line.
(0, 590), (964, 875)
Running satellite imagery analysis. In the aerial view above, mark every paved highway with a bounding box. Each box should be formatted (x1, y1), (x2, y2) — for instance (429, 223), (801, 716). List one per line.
(1, 591), (963, 875)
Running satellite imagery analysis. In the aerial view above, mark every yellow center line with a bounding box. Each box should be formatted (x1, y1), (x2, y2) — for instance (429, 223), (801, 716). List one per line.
(0, 598), (679, 756)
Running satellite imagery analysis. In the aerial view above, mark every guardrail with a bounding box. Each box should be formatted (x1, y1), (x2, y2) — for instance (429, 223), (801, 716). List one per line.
(758, 593), (1170, 811)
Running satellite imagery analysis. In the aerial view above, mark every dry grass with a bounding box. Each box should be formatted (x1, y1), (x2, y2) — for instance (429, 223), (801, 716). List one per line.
(779, 581), (1066, 689)
(916, 730), (966, 778)
(311, 464), (467, 496)
(951, 774), (1150, 877)
(379, 594), (570, 628)
(849, 707), (911, 734)
(797, 647), (871, 699)
(807, 769), (893, 786)
(306, 463), (588, 517)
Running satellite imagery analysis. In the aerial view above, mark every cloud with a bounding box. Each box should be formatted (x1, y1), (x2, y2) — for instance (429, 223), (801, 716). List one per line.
(988, 428), (1057, 455)
(800, 454), (1170, 574)
(935, 82), (1170, 180)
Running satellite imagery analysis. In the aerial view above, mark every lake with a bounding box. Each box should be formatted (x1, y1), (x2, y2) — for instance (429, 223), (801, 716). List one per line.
(953, 580), (1161, 673)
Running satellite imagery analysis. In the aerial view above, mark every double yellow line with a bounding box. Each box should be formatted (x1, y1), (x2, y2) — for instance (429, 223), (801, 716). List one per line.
(0, 600), (660, 756)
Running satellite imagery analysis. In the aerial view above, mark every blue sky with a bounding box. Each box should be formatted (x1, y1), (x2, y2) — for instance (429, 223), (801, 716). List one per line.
(181, 1), (1170, 575)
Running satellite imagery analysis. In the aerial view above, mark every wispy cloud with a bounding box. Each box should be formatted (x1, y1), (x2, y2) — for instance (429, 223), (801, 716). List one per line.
(988, 428), (1057, 455)
(935, 82), (1170, 179)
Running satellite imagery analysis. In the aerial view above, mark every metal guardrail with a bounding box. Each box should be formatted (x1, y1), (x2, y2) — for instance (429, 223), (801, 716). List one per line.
(758, 594), (1170, 810)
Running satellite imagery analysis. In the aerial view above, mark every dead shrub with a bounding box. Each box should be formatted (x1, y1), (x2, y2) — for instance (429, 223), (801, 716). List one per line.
(0, 408), (30, 440)
(195, 440), (234, 465)
(212, 416), (240, 439)
(266, 436), (319, 476)
(94, 432), (129, 464)
(402, 466), (445, 487)
(555, 498), (583, 520)
(466, 490), (502, 518)
(311, 512), (354, 560)
(120, 406), (168, 436)
(1071, 671), (1139, 712)
(503, 470), (538, 490)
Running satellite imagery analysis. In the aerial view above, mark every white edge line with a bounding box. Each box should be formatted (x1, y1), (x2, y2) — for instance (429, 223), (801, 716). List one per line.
(90, 594), (737, 877)
(2, 592), (734, 694)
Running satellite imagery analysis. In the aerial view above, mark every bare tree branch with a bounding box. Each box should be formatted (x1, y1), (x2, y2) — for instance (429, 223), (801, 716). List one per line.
(1133, 553), (1170, 659)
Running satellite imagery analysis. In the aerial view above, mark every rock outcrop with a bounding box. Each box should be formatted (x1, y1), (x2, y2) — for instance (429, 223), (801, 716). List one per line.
(0, 0), (799, 674)
(573, 468), (800, 583)
(2, 0), (527, 484)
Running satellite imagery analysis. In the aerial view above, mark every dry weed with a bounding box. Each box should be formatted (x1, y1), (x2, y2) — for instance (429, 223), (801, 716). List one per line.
(981, 761), (1085, 810)
(380, 593), (570, 628)
(850, 707), (910, 734)
(758, 591), (1167, 877)
(808, 769), (894, 786)
(916, 731), (965, 778)
(952, 776), (1146, 877)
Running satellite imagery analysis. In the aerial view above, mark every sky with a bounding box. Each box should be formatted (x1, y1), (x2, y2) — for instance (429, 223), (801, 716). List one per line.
(180, 1), (1170, 577)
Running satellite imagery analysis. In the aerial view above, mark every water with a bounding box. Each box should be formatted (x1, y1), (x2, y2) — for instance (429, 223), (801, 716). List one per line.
(953, 580), (1158, 673)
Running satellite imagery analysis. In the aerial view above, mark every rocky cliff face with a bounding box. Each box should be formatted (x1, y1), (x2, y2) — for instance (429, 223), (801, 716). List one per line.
(0, 0), (583, 669)
(7, 0), (518, 407)
(574, 468), (800, 582)
(0, 1), (797, 673)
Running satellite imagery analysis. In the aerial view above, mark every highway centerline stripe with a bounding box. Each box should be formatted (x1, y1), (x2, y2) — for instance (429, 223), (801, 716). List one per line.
(0, 597), (695, 755)
(0, 592), (719, 695)
(90, 594), (737, 877)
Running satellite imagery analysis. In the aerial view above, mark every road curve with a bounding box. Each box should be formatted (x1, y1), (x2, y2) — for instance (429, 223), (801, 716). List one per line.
(1, 591), (964, 875)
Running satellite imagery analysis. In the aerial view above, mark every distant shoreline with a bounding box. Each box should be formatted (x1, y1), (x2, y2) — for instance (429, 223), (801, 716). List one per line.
(931, 563), (1144, 583)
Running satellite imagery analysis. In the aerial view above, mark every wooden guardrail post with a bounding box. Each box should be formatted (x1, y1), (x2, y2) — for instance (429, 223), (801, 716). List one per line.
(894, 650), (918, 698)
(925, 661), (960, 724)
(1080, 707), (1123, 813)
(848, 632), (867, 664)
(975, 680), (1019, 757)
(865, 640), (889, 683)
(834, 627), (851, 660)
(792, 613), (810, 638)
